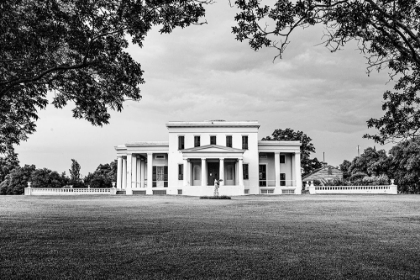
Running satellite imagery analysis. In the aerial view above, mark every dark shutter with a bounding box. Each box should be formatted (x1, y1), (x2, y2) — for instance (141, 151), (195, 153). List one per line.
(152, 166), (156, 187)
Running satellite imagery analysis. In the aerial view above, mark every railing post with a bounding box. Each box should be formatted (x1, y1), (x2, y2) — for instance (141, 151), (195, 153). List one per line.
(390, 179), (398, 194)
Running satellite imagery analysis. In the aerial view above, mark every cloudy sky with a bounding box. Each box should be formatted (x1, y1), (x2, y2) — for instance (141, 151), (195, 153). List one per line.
(15, 1), (394, 176)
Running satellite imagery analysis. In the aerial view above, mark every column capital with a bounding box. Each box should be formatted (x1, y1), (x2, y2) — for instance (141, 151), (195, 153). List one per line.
(274, 151), (280, 155)
(117, 155), (123, 158)
(147, 152), (153, 156)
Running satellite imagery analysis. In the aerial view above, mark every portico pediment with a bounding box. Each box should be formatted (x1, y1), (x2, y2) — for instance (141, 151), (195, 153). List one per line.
(181, 145), (245, 154)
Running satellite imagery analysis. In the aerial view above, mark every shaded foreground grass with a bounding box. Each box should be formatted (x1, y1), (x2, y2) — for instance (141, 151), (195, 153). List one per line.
(1, 195), (420, 279)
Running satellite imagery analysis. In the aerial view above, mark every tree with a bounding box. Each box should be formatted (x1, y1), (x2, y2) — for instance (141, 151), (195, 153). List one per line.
(349, 147), (388, 176)
(388, 138), (420, 193)
(31, 168), (67, 188)
(0, 0), (209, 153)
(232, 0), (420, 143)
(339, 160), (352, 179)
(84, 161), (117, 188)
(0, 149), (19, 183)
(262, 128), (319, 175)
(69, 159), (81, 185)
(0, 164), (36, 195)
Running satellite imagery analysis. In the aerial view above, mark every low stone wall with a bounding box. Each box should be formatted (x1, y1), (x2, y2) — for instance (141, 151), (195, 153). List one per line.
(307, 182), (397, 195)
(24, 187), (117, 195)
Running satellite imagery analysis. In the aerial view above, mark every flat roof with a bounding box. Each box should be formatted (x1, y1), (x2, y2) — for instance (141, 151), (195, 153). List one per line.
(166, 120), (260, 128)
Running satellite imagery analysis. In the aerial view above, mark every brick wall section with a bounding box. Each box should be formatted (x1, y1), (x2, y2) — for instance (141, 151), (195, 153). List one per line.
(303, 166), (343, 182)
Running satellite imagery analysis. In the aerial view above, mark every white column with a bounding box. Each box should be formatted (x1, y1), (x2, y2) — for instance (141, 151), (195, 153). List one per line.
(219, 158), (224, 186)
(201, 158), (206, 187)
(136, 157), (141, 189)
(238, 158), (244, 187)
(183, 159), (188, 187)
(140, 158), (145, 188)
(131, 156), (137, 190)
(122, 157), (127, 189)
(275, 152), (280, 188)
(117, 156), (123, 189)
(126, 154), (133, 195)
(147, 153), (153, 195)
(294, 152), (302, 194)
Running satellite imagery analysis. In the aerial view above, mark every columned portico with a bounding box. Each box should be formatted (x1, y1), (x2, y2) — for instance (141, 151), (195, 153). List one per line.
(275, 152), (280, 188)
(201, 158), (206, 187)
(126, 154), (133, 195)
(219, 158), (225, 186)
(294, 152), (302, 194)
(122, 158), (127, 190)
(117, 156), (123, 189)
(147, 153), (153, 195)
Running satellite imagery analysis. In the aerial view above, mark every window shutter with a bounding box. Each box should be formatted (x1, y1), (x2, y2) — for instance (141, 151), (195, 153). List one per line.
(164, 166), (168, 187)
(152, 166), (156, 187)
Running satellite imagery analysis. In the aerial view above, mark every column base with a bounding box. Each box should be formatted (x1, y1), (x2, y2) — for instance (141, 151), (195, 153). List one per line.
(146, 189), (153, 195)
(126, 189), (133, 195)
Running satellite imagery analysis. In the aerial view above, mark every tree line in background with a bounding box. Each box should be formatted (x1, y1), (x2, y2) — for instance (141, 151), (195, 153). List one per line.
(0, 154), (117, 195)
(339, 138), (420, 193)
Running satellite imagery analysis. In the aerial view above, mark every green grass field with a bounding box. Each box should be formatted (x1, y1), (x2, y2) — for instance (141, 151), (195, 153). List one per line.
(1, 195), (420, 279)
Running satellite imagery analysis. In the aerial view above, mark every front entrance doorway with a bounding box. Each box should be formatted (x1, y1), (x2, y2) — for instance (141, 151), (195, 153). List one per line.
(207, 162), (219, 186)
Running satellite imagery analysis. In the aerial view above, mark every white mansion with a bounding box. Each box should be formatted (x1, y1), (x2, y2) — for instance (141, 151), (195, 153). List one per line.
(115, 120), (302, 196)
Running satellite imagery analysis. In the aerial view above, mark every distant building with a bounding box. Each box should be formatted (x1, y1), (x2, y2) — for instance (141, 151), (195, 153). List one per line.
(114, 120), (302, 196)
(302, 165), (343, 185)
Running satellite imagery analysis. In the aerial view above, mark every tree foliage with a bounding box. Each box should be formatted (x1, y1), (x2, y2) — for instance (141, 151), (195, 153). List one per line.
(349, 147), (389, 176)
(0, 149), (19, 183)
(387, 138), (420, 193)
(262, 128), (321, 175)
(232, 0), (420, 143)
(31, 168), (68, 188)
(0, 164), (36, 195)
(0, 0), (209, 153)
(84, 161), (117, 188)
(69, 159), (81, 184)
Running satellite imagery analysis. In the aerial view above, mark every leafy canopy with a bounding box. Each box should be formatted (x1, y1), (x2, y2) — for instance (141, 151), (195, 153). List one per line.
(0, 0), (208, 153)
(232, 0), (420, 143)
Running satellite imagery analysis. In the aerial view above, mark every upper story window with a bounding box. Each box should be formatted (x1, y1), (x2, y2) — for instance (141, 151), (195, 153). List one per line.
(178, 136), (184, 150)
(194, 136), (200, 147)
(280, 155), (285, 163)
(242, 135), (248, 150)
(226, 135), (232, 148)
(210, 136), (216, 145)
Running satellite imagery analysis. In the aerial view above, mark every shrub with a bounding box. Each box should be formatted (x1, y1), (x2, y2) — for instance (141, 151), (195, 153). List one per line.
(199, 196), (231, 199)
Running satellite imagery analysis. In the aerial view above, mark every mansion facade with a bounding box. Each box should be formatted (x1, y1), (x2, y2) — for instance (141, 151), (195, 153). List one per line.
(115, 120), (302, 196)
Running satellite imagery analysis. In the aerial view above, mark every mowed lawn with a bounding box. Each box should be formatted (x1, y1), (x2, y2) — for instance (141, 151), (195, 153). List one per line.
(1, 195), (420, 279)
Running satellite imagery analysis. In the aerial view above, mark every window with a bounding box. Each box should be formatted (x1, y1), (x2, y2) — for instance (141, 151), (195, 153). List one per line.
(210, 135), (216, 145)
(243, 164), (249, 180)
(152, 166), (168, 187)
(280, 155), (285, 163)
(242, 136), (248, 149)
(178, 164), (183, 180)
(194, 136), (200, 147)
(155, 154), (165, 159)
(328, 167), (332, 175)
(178, 136), (184, 150)
(226, 135), (232, 148)
(280, 173), (286, 186)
